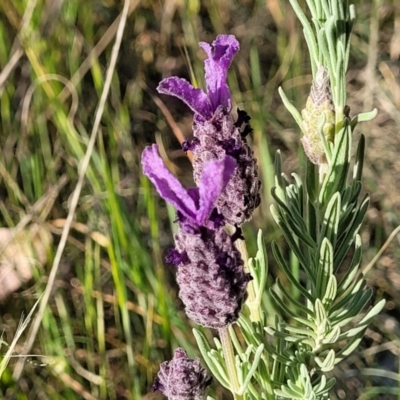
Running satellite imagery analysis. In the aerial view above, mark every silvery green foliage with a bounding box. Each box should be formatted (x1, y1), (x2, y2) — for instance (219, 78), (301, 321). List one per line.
(265, 1), (385, 398)
(268, 142), (385, 398)
(191, 1), (385, 400)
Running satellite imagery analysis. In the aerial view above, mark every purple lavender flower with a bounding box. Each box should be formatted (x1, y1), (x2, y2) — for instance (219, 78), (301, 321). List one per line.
(152, 348), (212, 400)
(141, 145), (251, 328)
(157, 35), (261, 226)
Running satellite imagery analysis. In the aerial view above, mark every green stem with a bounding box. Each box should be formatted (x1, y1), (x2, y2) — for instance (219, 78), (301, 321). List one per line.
(218, 327), (243, 400)
(236, 237), (261, 323)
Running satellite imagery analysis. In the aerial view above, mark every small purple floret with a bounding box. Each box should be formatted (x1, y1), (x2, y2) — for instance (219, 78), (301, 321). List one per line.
(152, 348), (212, 400)
(165, 248), (190, 266)
(182, 138), (199, 152)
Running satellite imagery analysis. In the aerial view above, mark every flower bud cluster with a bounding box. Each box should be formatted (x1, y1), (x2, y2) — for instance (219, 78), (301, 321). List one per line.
(152, 348), (212, 400)
(301, 66), (335, 165)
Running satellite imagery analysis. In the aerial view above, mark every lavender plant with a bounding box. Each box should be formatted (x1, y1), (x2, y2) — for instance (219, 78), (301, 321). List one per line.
(143, 1), (386, 399)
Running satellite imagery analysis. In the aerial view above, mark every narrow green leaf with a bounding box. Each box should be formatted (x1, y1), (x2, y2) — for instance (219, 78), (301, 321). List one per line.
(322, 325), (341, 344)
(350, 109), (378, 129)
(315, 376), (336, 394)
(270, 205), (313, 276)
(288, 380), (306, 396)
(291, 173), (304, 215)
(336, 234), (362, 292)
(338, 289), (373, 327)
(269, 289), (300, 320)
(228, 325), (244, 357)
(322, 275), (337, 307)
(247, 230), (268, 304)
(319, 121), (351, 206)
(353, 134), (365, 182)
(271, 242), (314, 302)
(306, 158), (318, 204)
(281, 323), (317, 340)
(274, 150), (285, 191)
(336, 303), (386, 364)
(331, 279), (366, 318)
(317, 111), (333, 162)
(293, 316), (317, 330)
(314, 299), (327, 325)
(320, 192), (341, 248)
(339, 299), (386, 339)
(237, 345), (264, 395)
(287, 0), (319, 71)
(278, 87), (303, 129)
(334, 195), (369, 269)
(317, 238), (334, 298)
(335, 56), (346, 108)
(335, 334), (364, 363)
(325, 17), (338, 79)
(315, 349), (336, 371)
(237, 315), (259, 348)
(274, 387), (303, 399)
(271, 188), (316, 248)
(318, 28), (334, 79)
(193, 329), (230, 388)
(275, 278), (313, 316)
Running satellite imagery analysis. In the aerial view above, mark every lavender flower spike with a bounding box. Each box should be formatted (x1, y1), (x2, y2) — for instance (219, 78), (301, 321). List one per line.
(152, 348), (212, 400)
(156, 35), (261, 225)
(142, 144), (251, 328)
(141, 144), (236, 227)
(157, 35), (239, 122)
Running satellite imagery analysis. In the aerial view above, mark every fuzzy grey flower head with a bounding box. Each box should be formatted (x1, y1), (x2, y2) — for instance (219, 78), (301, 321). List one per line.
(152, 348), (212, 400)
(188, 108), (261, 226)
(157, 35), (261, 226)
(173, 225), (251, 328)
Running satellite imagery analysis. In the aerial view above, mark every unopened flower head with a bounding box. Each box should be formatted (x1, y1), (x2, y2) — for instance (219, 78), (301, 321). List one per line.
(157, 35), (261, 226)
(301, 66), (335, 165)
(152, 348), (212, 400)
(141, 145), (251, 328)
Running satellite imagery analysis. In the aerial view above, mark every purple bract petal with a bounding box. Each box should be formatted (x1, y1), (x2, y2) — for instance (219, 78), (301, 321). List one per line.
(199, 35), (239, 113)
(142, 145), (236, 228)
(141, 145), (197, 221)
(197, 156), (236, 225)
(157, 77), (212, 120)
(157, 35), (239, 121)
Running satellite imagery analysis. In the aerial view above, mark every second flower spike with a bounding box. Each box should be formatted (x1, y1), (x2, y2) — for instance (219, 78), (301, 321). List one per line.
(141, 145), (251, 328)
